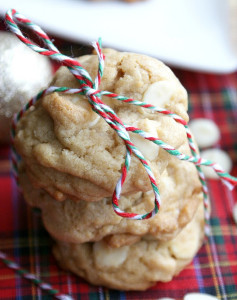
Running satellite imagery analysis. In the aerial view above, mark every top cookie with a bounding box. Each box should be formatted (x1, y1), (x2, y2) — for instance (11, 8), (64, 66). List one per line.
(14, 49), (189, 202)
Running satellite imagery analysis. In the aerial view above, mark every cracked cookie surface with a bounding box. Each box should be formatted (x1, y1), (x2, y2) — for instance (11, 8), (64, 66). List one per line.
(19, 146), (203, 245)
(15, 49), (189, 202)
(53, 202), (204, 291)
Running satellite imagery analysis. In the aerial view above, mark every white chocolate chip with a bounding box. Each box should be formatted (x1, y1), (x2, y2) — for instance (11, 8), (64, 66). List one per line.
(184, 293), (218, 300)
(142, 80), (177, 108)
(130, 134), (158, 160)
(71, 95), (100, 127)
(188, 118), (220, 148)
(93, 241), (129, 269)
(88, 115), (100, 127)
(130, 119), (159, 160)
(169, 217), (200, 259)
(200, 148), (232, 179)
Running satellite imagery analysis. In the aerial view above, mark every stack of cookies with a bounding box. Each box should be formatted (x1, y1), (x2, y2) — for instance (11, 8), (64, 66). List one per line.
(15, 49), (205, 291)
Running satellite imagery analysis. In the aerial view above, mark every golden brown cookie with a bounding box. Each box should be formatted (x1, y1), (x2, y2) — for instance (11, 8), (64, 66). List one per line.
(53, 202), (205, 291)
(14, 49), (189, 202)
(19, 147), (203, 245)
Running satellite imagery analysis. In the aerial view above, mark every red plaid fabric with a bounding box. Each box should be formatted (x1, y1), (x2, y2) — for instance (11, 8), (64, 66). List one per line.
(0, 32), (237, 300)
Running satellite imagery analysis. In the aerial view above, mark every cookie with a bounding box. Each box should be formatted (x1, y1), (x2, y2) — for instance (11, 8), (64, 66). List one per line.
(14, 48), (189, 202)
(19, 149), (203, 245)
(53, 202), (204, 291)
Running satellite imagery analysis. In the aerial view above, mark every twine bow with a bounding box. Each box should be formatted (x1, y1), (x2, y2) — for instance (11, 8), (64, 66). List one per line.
(6, 9), (237, 228)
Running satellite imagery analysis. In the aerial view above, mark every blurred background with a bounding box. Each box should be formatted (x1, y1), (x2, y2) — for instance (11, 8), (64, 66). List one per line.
(0, 0), (237, 73)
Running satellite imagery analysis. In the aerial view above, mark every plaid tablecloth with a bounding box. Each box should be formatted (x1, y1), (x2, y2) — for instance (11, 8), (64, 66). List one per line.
(0, 33), (237, 300)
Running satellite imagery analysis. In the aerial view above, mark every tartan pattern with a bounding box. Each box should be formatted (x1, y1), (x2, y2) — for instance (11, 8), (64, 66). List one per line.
(0, 34), (237, 299)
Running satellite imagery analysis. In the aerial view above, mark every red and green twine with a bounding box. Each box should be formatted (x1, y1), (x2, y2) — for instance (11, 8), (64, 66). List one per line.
(0, 251), (73, 299)
(3, 8), (237, 297)
(6, 8), (237, 222)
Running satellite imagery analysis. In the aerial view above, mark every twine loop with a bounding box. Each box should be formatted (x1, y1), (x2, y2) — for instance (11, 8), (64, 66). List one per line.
(6, 9), (237, 226)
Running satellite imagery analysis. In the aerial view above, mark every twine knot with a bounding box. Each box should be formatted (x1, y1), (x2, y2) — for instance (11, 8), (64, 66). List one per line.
(83, 87), (101, 97)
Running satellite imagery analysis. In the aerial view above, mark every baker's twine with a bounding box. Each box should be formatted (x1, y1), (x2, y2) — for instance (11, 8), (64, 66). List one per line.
(0, 250), (73, 299)
(6, 9), (237, 225)
(3, 7), (237, 298)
